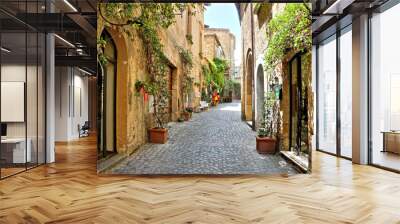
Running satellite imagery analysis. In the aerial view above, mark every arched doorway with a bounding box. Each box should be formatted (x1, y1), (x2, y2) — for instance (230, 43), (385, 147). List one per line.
(256, 65), (265, 128)
(98, 31), (117, 158)
(244, 51), (253, 122)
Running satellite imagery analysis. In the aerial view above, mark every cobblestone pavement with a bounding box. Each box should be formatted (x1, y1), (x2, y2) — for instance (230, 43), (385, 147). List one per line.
(108, 101), (299, 175)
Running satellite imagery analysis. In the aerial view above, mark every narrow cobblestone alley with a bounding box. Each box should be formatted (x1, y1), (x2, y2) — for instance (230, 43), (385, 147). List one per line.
(107, 101), (299, 175)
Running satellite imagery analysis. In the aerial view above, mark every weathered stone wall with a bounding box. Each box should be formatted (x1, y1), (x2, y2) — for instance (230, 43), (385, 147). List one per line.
(239, 3), (253, 122)
(204, 34), (219, 61)
(190, 10), (205, 107)
(98, 5), (204, 155)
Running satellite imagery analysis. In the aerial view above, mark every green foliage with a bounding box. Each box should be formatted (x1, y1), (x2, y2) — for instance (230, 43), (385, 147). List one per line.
(233, 81), (241, 97)
(258, 91), (277, 137)
(99, 3), (193, 128)
(205, 58), (228, 93)
(222, 79), (241, 98)
(100, 3), (187, 29)
(185, 34), (193, 45)
(264, 4), (311, 70)
(134, 80), (148, 97)
(183, 76), (194, 95)
(97, 37), (108, 66)
(177, 46), (193, 69)
(177, 45), (194, 104)
(224, 79), (235, 93)
(201, 58), (228, 101)
(185, 107), (193, 113)
(253, 3), (262, 13)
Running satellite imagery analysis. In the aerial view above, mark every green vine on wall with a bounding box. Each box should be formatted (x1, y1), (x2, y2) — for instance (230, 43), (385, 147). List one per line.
(97, 37), (108, 67)
(185, 34), (194, 45)
(262, 3), (312, 156)
(264, 4), (311, 71)
(98, 3), (193, 129)
(203, 57), (228, 95)
(177, 45), (194, 105)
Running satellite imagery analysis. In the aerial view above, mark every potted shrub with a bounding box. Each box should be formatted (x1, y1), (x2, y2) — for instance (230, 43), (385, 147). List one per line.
(186, 107), (193, 118)
(256, 92), (277, 154)
(146, 80), (169, 144)
(182, 111), (190, 121)
(182, 107), (193, 121)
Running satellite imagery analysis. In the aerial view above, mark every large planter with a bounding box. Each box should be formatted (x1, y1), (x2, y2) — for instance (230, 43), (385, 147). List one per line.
(148, 128), (168, 144)
(256, 136), (276, 154)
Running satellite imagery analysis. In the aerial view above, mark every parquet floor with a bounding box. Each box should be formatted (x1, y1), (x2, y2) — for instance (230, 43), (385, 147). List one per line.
(1, 136), (400, 223)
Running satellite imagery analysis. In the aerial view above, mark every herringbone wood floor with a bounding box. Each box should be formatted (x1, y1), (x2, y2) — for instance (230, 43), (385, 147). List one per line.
(1, 136), (400, 224)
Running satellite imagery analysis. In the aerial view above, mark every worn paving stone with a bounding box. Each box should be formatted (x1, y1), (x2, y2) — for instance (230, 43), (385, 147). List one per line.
(108, 101), (299, 175)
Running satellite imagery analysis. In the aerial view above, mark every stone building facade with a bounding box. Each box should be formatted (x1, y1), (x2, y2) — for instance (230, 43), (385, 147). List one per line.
(203, 33), (225, 61)
(204, 28), (236, 79)
(237, 3), (313, 153)
(238, 3), (276, 128)
(97, 5), (205, 155)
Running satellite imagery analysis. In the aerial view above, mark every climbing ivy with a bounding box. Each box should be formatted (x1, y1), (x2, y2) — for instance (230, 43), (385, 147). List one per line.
(203, 58), (228, 94)
(98, 3), (193, 129)
(97, 37), (108, 67)
(264, 4), (311, 70)
(177, 45), (194, 105)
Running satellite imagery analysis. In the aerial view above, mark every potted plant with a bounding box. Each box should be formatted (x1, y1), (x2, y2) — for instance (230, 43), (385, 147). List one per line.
(182, 107), (193, 121)
(182, 111), (190, 121)
(256, 91), (277, 154)
(186, 107), (193, 118)
(146, 80), (169, 144)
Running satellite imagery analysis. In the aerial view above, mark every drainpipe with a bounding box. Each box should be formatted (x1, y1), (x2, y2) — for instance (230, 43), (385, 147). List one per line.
(250, 3), (256, 131)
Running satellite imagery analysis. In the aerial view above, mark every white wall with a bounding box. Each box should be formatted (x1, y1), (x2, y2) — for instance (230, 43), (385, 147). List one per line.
(55, 67), (89, 141)
(1, 65), (32, 137)
(1, 63), (46, 164)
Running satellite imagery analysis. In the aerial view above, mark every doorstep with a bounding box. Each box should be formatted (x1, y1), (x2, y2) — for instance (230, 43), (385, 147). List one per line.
(280, 151), (309, 173)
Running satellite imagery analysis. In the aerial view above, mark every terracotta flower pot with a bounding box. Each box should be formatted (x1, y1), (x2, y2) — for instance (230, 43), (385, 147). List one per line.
(148, 128), (168, 144)
(183, 112), (190, 121)
(256, 136), (276, 154)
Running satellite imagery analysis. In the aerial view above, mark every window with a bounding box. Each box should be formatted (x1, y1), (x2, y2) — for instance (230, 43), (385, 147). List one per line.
(370, 3), (400, 171)
(339, 26), (352, 158)
(317, 35), (337, 154)
(0, 1), (46, 179)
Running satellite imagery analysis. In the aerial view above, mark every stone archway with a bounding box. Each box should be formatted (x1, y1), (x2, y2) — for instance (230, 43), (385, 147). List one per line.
(99, 27), (129, 153)
(256, 64), (265, 128)
(244, 51), (253, 121)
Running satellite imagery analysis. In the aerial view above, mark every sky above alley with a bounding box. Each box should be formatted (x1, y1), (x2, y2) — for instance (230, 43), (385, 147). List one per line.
(204, 3), (241, 67)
